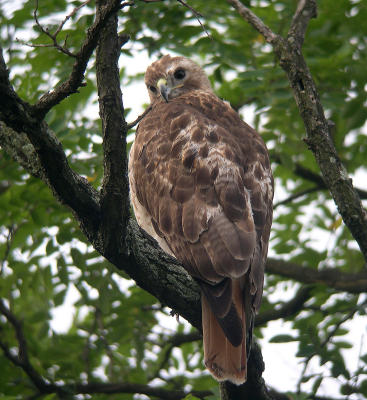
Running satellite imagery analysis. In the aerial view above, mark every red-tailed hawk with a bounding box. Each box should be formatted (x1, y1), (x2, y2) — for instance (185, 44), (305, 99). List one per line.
(128, 55), (273, 384)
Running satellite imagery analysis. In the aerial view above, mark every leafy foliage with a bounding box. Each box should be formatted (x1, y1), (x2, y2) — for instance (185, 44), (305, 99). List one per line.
(0, 0), (367, 399)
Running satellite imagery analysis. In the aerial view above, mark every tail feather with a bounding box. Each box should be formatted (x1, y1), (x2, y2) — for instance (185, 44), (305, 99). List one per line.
(202, 280), (247, 385)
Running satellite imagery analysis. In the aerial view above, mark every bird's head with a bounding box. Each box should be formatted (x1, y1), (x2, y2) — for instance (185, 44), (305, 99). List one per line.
(144, 55), (213, 104)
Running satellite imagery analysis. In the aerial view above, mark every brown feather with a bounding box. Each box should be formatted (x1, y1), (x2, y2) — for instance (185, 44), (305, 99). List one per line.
(202, 280), (247, 384)
(128, 55), (273, 385)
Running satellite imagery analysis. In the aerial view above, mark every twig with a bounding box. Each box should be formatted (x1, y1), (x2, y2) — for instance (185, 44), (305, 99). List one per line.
(176, 0), (212, 39)
(32, 0), (78, 57)
(55, 0), (92, 36)
(95, 308), (115, 378)
(126, 106), (152, 130)
(273, 186), (321, 209)
(255, 286), (313, 326)
(31, 0), (132, 119)
(272, 153), (367, 200)
(297, 307), (358, 394)
(149, 331), (202, 380)
(0, 299), (211, 399)
(0, 299), (58, 394)
(72, 381), (212, 398)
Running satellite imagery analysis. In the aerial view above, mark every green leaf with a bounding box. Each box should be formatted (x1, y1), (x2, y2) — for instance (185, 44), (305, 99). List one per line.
(312, 376), (323, 394)
(269, 334), (297, 343)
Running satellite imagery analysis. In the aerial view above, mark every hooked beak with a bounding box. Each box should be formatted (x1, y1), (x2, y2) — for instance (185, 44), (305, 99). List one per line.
(157, 78), (170, 103)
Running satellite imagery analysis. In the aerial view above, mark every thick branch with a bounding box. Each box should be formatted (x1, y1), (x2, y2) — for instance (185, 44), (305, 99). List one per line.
(266, 258), (367, 293)
(0, 47), (101, 240)
(72, 382), (212, 399)
(31, 0), (132, 119)
(0, 121), (44, 179)
(125, 220), (202, 329)
(96, 0), (130, 258)
(274, 41), (367, 260)
(231, 0), (367, 261)
(220, 342), (270, 400)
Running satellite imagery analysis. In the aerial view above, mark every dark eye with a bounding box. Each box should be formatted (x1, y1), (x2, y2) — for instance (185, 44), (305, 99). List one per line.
(174, 69), (185, 80)
(149, 85), (157, 93)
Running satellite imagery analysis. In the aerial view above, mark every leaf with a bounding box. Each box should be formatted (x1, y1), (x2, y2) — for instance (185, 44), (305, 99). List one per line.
(70, 248), (86, 268)
(312, 376), (323, 394)
(269, 334), (297, 343)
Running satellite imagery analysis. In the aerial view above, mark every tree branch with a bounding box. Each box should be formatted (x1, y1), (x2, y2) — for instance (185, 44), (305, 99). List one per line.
(273, 186), (321, 209)
(31, 0), (132, 119)
(271, 153), (367, 202)
(126, 105), (152, 130)
(0, 298), (211, 399)
(288, 0), (317, 46)
(31, 0), (83, 58)
(220, 341), (270, 400)
(255, 286), (313, 326)
(72, 382), (213, 399)
(0, 46), (101, 240)
(0, 299), (57, 394)
(273, 153), (367, 200)
(0, 298), (212, 399)
(0, 121), (44, 180)
(226, 0), (278, 44)
(266, 258), (367, 293)
(96, 0), (130, 259)
(297, 307), (358, 394)
(230, 0), (367, 261)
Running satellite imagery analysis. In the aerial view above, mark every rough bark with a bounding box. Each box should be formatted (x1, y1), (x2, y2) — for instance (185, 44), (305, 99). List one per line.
(96, 0), (130, 259)
(228, 0), (367, 262)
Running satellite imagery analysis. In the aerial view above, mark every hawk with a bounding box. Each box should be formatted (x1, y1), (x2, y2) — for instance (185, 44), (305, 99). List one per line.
(128, 55), (273, 384)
